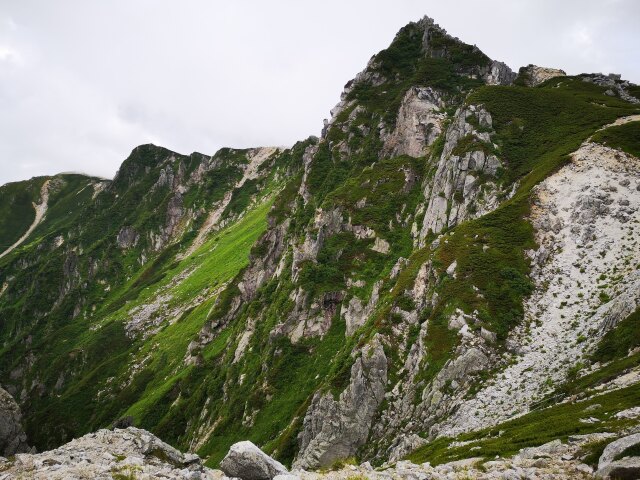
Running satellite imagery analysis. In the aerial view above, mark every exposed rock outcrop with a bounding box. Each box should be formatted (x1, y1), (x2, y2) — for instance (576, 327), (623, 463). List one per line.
(483, 60), (517, 86)
(597, 433), (640, 474)
(341, 281), (381, 336)
(0, 427), (213, 479)
(596, 456), (640, 479)
(518, 64), (566, 86)
(583, 73), (640, 104)
(293, 338), (387, 469)
(116, 226), (139, 249)
(381, 86), (447, 158)
(0, 387), (29, 456)
(419, 103), (506, 241)
(286, 438), (594, 479)
(439, 124), (640, 436)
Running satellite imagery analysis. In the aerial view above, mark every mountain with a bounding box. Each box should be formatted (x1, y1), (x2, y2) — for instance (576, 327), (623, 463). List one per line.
(1, 15), (639, 478)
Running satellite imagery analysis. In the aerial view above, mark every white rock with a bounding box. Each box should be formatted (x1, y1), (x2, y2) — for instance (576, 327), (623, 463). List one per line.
(220, 441), (288, 480)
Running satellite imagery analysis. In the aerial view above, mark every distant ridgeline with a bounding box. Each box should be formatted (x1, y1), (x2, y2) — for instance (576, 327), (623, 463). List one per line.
(1, 15), (639, 471)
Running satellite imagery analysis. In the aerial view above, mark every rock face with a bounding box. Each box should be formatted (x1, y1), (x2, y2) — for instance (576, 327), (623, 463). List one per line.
(0, 386), (29, 456)
(484, 60), (517, 86)
(518, 64), (566, 86)
(220, 441), (288, 480)
(381, 86), (446, 158)
(0, 427), (214, 479)
(419, 103), (506, 241)
(116, 225), (139, 249)
(583, 73), (640, 104)
(294, 338), (387, 470)
(439, 121), (640, 436)
(341, 281), (381, 336)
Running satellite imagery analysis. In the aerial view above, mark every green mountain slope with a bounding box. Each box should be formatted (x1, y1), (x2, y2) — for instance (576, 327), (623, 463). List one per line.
(1, 14), (639, 472)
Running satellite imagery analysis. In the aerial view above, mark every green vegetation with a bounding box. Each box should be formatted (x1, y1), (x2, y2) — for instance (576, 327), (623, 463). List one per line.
(1, 16), (639, 473)
(592, 309), (640, 363)
(347, 22), (487, 129)
(0, 178), (41, 250)
(408, 382), (640, 465)
(591, 120), (640, 158)
(467, 77), (638, 184)
(0, 142), (290, 451)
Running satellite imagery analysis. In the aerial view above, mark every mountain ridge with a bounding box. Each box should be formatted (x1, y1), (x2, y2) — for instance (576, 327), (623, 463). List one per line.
(1, 13), (640, 479)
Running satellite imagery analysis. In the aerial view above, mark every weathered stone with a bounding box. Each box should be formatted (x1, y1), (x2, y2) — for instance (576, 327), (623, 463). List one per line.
(598, 433), (640, 471)
(220, 441), (288, 480)
(419, 104), (506, 242)
(596, 456), (640, 479)
(371, 237), (390, 254)
(294, 338), (387, 469)
(518, 64), (566, 86)
(381, 86), (446, 158)
(387, 434), (428, 462)
(0, 427), (213, 479)
(342, 281), (381, 336)
(116, 226), (139, 249)
(0, 387), (29, 456)
(517, 439), (567, 460)
(484, 60), (517, 86)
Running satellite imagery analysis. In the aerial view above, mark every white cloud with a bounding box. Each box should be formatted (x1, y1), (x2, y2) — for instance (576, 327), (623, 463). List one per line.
(0, 0), (638, 185)
(0, 46), (21, 64)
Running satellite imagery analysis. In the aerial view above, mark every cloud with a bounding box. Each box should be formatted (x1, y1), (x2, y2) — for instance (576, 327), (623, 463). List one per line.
(0, 0), (638, 185)
(0, 46), (21, 64)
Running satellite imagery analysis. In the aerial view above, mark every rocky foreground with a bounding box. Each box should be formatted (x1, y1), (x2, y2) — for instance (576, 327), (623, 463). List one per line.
(1, 426), (640, 479)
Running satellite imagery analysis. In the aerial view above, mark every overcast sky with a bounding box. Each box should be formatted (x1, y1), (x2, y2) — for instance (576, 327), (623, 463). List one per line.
(1, 0), (638, 185)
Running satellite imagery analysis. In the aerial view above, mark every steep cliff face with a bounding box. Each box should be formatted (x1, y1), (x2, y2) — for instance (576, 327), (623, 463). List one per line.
(0, 387), (30, 456)
(293, 338), (387, 469)
(419, 103), (508, 240)
(1, 13), (639, 474)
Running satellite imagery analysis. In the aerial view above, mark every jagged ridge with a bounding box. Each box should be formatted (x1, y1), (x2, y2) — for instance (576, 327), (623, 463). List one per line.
(0, 14), (639, 477)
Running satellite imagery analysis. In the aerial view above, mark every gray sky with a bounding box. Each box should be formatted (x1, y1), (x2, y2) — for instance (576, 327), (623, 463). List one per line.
(1, 0), (638, 185)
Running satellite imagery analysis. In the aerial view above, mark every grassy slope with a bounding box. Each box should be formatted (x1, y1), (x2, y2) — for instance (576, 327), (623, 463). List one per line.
(124, 197), (275, 426)
(408, 382), (640, 466)
(591, 120), (640, 158)
(0, 174), (96, 257)
(0, 179), (42, 250)
(23, 190), (274, 448)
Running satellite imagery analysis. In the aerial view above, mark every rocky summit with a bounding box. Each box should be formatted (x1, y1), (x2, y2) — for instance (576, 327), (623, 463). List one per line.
(1, 13), (640, 480)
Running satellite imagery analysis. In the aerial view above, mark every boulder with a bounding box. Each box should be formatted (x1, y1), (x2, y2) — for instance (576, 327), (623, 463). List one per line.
(598, 433), (640, 470)
(220, 441), (288, 480)
(596, 456), (640, 479)
(516, 439), (567, 460)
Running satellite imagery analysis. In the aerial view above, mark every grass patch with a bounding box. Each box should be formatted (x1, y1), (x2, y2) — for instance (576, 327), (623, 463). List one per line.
(591, 120), (640, 158)
(408, 382), (640, 465)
